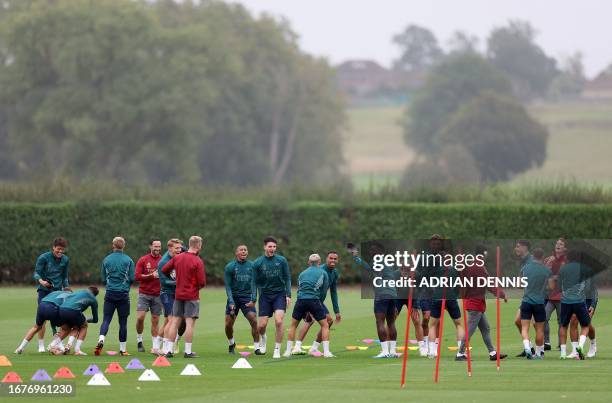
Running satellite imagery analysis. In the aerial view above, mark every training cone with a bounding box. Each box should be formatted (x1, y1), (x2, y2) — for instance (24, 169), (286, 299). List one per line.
(346, 346), (358, 350)
(126, 359), (145, 370)
(152, 355), (171, 367)
(87, 373), (111, 386)
(362, 339), (374, 344)
(2, 371), (22, 383)
(105, 362), (125, 373)
(236, 344), (247, 350)
(106, 351), (118, 356)
(247, 345), (255, 350)
(310, 351), (323, 357)
(358, 346), (368, 351)
(239, 352), (251, 357)
(180, 364), (201, 376)
(138, 369), (160, 381)
(83, 364), (101, 376)
(53, 367), (75, 379)
(31, 369), (52, 382)
(232, 358), (252, 369)
(0, 355), (12, 366)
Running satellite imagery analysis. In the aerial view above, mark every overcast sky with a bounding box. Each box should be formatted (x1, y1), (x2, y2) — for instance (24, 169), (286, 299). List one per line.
(231, 0), (610, 78)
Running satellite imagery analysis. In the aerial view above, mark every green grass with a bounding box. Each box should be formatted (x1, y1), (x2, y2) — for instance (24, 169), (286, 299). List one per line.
(345, 101), (612, 189)
(1, 288), (611, 402)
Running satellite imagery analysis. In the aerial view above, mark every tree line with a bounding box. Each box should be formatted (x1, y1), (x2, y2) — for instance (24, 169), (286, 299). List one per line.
(0, 0), (345, 186)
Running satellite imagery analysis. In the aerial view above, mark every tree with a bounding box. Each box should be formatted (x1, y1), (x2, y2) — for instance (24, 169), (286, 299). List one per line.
(437, 91), (548, 182)
(548, 52), (586, 100)
(447, 30), (479, 54)
(487, 20), (558, 100)
(392, 24), (443, 72)
(403, 53), (512, 154)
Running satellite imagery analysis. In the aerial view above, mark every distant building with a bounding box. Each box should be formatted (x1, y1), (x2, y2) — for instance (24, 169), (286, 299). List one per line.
(582, 65), (612, 100)
(335, 59), (425, 105)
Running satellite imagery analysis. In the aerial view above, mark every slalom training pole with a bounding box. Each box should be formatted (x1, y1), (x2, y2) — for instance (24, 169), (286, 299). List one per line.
(434, 297), (446, 383)
(462, 297), (472, 376)
(400, 270), (415, 388)
(496, 245), (501, 371)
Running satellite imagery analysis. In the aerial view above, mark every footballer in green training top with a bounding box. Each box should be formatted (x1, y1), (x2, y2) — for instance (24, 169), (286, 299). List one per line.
(250, 236), (291, 359)
(224, 244), (258, 354)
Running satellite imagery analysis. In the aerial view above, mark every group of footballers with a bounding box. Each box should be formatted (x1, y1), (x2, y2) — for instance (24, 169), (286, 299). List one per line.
(13, 234), (600, 362)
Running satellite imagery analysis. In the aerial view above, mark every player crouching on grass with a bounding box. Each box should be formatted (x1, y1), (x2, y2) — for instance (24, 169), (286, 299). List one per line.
(15, 289), (72, 354)
(284, 254), (334, 358)
(54, 286), (99, 355)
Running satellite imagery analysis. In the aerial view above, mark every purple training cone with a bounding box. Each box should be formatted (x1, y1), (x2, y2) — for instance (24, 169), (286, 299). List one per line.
(83, 364), (101, 376)
(125, 359), (145, 370)
(31, 369), (52, 381)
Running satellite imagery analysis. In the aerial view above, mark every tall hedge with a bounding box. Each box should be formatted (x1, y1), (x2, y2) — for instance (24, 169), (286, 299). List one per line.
(1, 202), (610, 285)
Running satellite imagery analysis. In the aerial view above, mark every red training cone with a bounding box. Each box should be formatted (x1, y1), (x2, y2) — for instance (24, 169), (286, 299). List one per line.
(54, 367), (76, 379)
(2, 372), (22, 383)
(105, 362), (125, 373)
(152, 355), (171, 367)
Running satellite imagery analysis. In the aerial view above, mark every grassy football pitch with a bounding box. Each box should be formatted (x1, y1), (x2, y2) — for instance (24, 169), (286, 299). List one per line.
(1, 287), (610, 402)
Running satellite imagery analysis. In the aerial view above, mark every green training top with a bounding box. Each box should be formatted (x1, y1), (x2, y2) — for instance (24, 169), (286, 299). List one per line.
(101, 251), (135, 293)
(61, 290), (99, 323)
(224, 259), (255, 305)
(352, 255), (398, 299)
(559, 262), (591, 304)
(33, 251), (70, 291)
(41, 290), (71, 307)
(251, 254), (292, 301)
(320, 263), (340, 314)
(157, 251), (176, 294)
(297, 265), (330, 300)
(521, 261), (551, 305)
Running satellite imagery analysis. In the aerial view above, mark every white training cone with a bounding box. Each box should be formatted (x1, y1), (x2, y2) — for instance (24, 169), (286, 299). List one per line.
(87, 373), (111, 386)
(138, 369), (160, 381)
(231, 358), (252, 369)
(180, 364), (201, 376)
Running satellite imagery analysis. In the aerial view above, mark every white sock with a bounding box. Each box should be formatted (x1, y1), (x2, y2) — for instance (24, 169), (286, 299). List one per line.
(428, 341), (436, 354)
(67, 336), (76, 346)
(75, 339), (83, 352)
(18, 339), (29, 350)
(590, 338), (596, 347)
(162, 339), (171, 354)
(389, 340), (397, 355)
(489, 350), (497, 357)
(119, 342), (126, 352)
(98, 335), (105, 344)
(286, 340), (293, 352)
(274, 342), (281, 351)
(537, 345), (544, 356)
(175, 334), (180, 343)
(228, 338), (235, 346)
(579, 335), (586, 349)
(571, 341), (578, 353)
(295, 340), (302, 349)
(153, 337), (161, 350)
(323, 340), (330, 354)
(523, 339), (531, 351)
(560, 344), (567, 356)
(424, 336), (429, 344)
(310, 341), (320, 351)
(380, 341), (389, 355)
(418, 340), (425, 348)
(262, 334), (267, 347)
(38, 339), (45, 348)
(457, 340), (462, 349)
(137, 334), (143, 343)
(185, 342), (192, 354)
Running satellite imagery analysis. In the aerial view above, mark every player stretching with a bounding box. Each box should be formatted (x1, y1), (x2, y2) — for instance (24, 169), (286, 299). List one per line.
(135, 239), (163, 354)
(293, 251), (341, 355)
(351, 242), (400, 358)
(251, 236), (292, 359)
(519, 248), (551, 359)
(159, 239), (186, 354)
(15, 290), (71, 354)
(224, 245), (258, 353)
(284, 254), (334, 358)
(32, 237), (71, 352)
(559, 250), (592, 360)
(95, 237), (135, 356)
(58, 287), (99, 355)
(162, 235), (206, 358)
